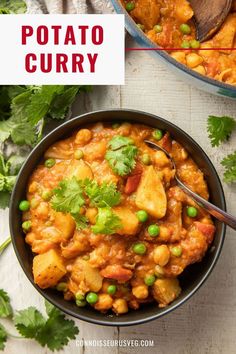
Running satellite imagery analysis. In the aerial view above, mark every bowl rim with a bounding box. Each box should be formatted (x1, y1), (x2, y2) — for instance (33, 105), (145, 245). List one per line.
(111, 0), (236, 95)
(9, 109), (226, 327)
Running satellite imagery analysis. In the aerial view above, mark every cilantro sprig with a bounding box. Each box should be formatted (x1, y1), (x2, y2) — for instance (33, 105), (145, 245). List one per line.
(105, 135), (138, 176)
(206, 115), (236, 184)
(207, 116), (236, 147)
(92, 207), (122, 235)
(221, 152), (236, 183)
(0, 289), (79, 351)
(84, 179), (121, 207)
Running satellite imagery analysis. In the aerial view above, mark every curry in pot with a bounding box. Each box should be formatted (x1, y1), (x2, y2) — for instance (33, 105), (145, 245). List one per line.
(20, 122), (215, 314)
(123, 0), (236, 85)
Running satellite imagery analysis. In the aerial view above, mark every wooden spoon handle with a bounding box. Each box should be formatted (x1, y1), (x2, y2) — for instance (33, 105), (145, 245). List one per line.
(189, 0), (233, 41)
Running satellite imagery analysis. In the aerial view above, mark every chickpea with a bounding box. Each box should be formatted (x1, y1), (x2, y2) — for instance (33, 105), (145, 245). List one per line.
(112, 299), (128, 314)
(94, 294), (113, 311)
(186, 53), (203, 68)
(35, 202), (49, 219)
(171, 52), (186, 65)
(118, 122), (131, 136)
(85, 208), (98, 225)
(132, 285), (149, 299)
(193, 65), (206, 75)
(25, 232), (37, 245)
(159, 226), (172, 241)
(153, 245), (170, 266)
(75, 129), (92, 146)
(28, 181), (38, 193)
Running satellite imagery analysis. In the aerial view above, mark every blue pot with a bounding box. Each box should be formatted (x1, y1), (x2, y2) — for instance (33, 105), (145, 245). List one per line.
(111, 0), (236, 99)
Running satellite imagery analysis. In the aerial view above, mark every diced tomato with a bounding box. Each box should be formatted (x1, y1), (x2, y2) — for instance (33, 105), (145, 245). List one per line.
(124, 163), (143, 194)
(100, 265), (133, 283)
(160, 133), (172, 152)
(205, 59), (219, 77)
(125, 174), (142, 194)
(194, 222), (216, 244)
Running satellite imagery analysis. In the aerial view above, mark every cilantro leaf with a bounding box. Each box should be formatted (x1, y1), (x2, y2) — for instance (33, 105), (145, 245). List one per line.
(72, 213), (88, 230)
(84, 179), (121, 207)
(13, 302), (79, 351)
(14, 307), (46, 339)
(207, 116), (236, 147)
(108, 136), (134, 150)
(51, 177), (87, 229)
(0, 290), (12, 318)
(0, 0), (26, 14)
(92, 207), (122, 235)
(0, 324), (7, 350)
(36, 304), (79, 351)
(106, 135), (138, 176)
(221, 151), (236, 183)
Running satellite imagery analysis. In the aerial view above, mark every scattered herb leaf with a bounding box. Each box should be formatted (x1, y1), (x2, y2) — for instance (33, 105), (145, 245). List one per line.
(207, 116), (236, 147)
(221, 151), (236, 183)
(84, 179), (121, 207)
(0, 290), (12, 318)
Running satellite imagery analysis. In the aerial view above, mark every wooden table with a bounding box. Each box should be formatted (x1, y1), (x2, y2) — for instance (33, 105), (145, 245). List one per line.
(1, 35), (236, 353)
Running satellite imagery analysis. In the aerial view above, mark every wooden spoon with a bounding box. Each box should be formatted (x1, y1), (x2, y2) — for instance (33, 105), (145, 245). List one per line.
(189, 0), (233, 42)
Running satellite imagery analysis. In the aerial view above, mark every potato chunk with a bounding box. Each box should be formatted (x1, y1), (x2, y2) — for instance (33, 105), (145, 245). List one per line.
(135, 166), (167, 218)
(113, 206), (139, 235)
(152, 278), (181, 307)
(53, 212), (76, 240)
(33, 249), (66, 289)
(66, 160), (93, 180)
(73, 260), (103, 292)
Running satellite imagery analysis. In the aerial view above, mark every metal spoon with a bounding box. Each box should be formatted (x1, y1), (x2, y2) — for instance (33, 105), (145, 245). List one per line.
(189, 0), (232, 42)
(145, 140), (236, 230)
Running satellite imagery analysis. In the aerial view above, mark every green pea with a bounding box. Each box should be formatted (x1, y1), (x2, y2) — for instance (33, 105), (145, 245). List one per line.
(132, 242), (147, 255)
(181, 40), (190, 49)
(148, 224), (160, 237)
(187, 206), (198, 218)
(56, 282), (67, 292)
(126, 2), (135, 11)
(153, 129), (163, 141)
(22, 220), (32, 232)
(19, 200), (30, 212)
(137, 24), (145, 31)
(141, 153), (151, 165)
(190, 39), (200, 49)
(74, 149), (84, 160)
(180, 23), (191, 35)
(44, 158), (56, 168)
(171, 246), (182, 257)
(76, 299), (87, 307)
(144, 275), (156, 286)
(41, 190), (52, 201)
(86, 292), (98, 304)
(153, 24), (163, 33)
(136, 210), (148, 223)
(107, 285), (117, 295)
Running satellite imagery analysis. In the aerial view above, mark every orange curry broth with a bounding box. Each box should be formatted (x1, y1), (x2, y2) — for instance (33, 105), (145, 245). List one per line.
(123, 0), (236, 85)
(23, 122), (215, 314)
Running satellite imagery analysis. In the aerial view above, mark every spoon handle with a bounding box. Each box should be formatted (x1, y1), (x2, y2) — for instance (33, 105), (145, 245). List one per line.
(177, 178), (236, 230)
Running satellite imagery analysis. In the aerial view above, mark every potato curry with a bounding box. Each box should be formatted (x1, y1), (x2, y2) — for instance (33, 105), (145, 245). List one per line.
(19, 122), (215, 315)
(123, 0), (236, 85)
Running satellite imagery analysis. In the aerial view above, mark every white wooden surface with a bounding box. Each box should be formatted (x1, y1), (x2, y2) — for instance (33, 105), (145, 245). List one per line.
(1, 35), (236, 354)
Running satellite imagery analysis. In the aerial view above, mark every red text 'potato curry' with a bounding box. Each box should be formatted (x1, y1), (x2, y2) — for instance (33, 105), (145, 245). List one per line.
(123, 0), (236, 85)
(21, 122), (215, 315)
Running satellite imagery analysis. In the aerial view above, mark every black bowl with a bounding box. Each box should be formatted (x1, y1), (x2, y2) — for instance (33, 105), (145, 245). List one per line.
(10, 109), (226, 326)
